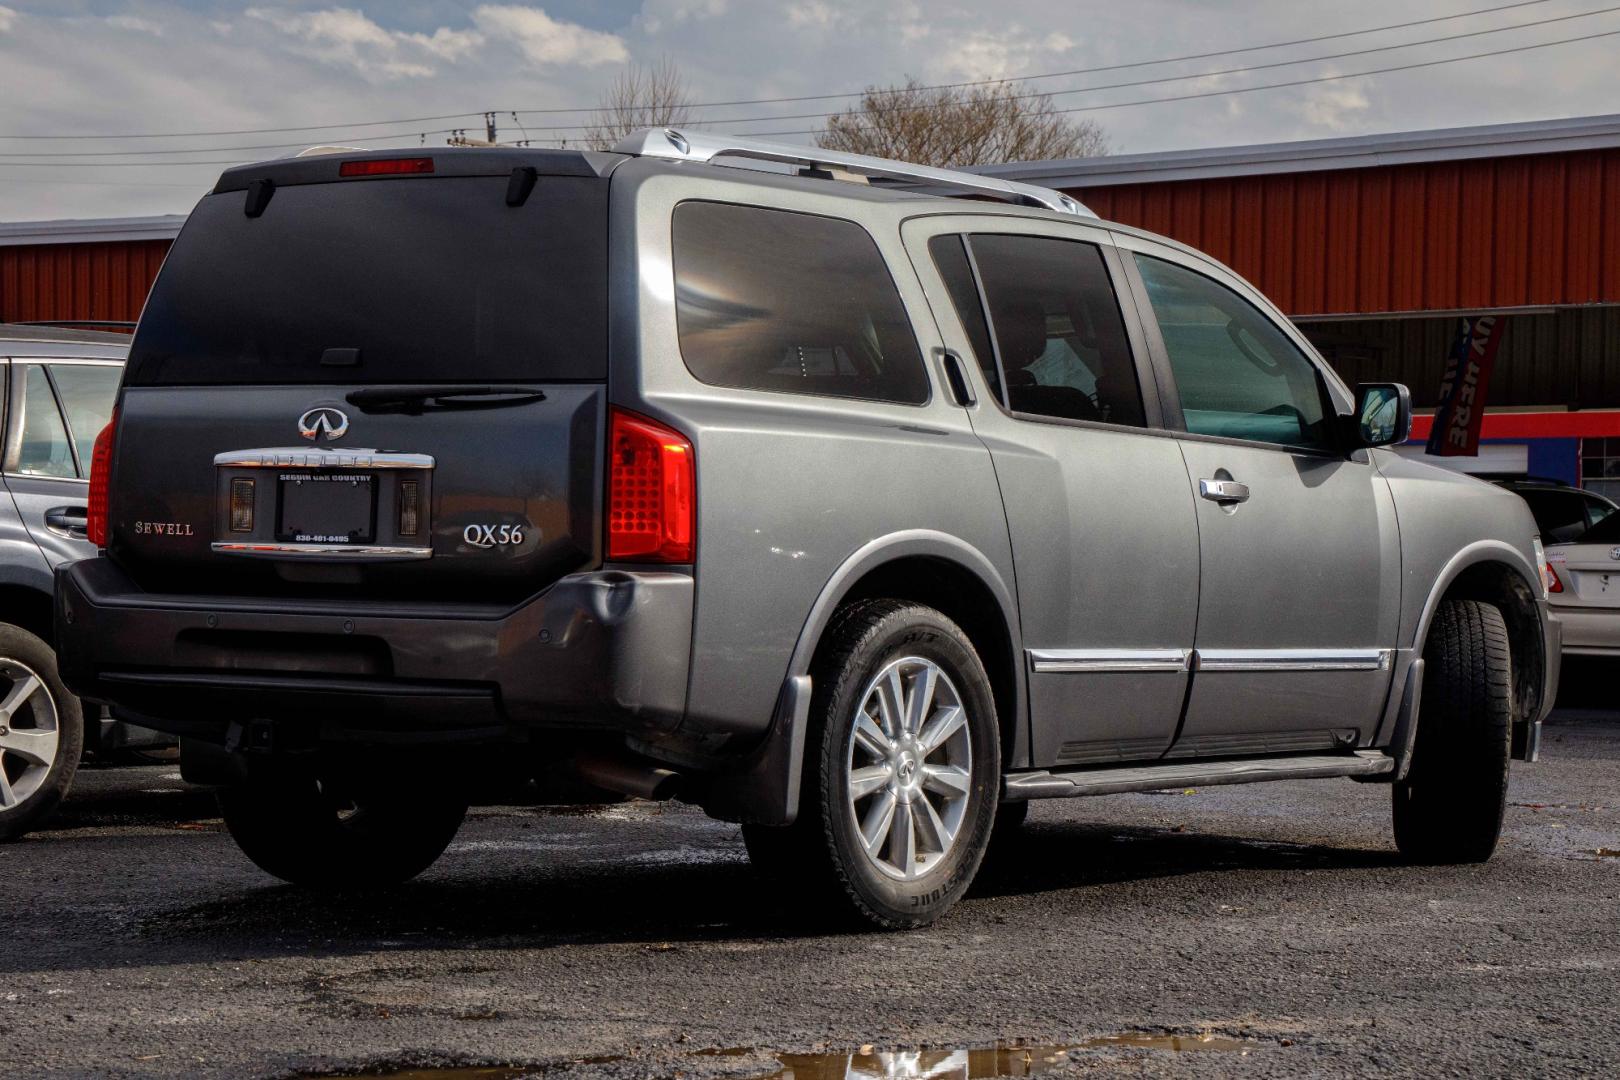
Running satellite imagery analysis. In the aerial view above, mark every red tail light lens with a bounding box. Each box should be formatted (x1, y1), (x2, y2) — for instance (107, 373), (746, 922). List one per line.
(1546, 562), (1565, 594)
(607, 407), (693, 563)
(338, 157), (434, 177)
(87, 410), (117, 548)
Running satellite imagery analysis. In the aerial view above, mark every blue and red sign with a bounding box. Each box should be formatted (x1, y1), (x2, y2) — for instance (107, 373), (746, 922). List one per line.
(1427, 315), (1506, 457)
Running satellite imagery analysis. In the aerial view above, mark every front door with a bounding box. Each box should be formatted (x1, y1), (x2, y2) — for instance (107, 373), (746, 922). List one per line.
(904, 218), (1200, 768)
(1122, 245), (1401, 756)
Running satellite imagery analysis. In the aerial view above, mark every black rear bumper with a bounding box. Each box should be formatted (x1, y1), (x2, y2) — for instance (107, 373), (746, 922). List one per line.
(55, 557), (694, 747)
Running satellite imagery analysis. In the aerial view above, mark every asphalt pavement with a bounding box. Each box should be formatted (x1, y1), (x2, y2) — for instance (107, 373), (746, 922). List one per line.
(2, 709), (1616, 1079)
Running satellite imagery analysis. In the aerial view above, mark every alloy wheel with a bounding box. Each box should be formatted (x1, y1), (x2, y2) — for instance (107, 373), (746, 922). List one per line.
(845, 655), (973, 881)
(0, 658), (60, 814)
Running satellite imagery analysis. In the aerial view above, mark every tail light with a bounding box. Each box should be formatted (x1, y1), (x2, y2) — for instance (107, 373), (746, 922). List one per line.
(607, 407), (693, 563)
(86, 410), (117, 548)
(1545, 562), (1565, 595)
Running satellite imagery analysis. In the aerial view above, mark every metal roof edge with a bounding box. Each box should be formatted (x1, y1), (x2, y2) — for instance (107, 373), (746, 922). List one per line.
(971, 113), (1620, 189)
(0, 214), (187, 248)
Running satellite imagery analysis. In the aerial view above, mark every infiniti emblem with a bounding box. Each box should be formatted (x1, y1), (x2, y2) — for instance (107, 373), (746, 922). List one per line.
(298, 407), (349, 442)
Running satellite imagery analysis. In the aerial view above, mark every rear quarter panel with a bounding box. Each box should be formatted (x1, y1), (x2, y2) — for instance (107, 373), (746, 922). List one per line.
(610, 162), (1017, 751)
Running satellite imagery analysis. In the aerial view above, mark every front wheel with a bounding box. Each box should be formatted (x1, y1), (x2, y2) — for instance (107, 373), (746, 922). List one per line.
(1393, 599), (1513, 864)
(219, 760), (468, 888)
(747, 600), (1001, 929)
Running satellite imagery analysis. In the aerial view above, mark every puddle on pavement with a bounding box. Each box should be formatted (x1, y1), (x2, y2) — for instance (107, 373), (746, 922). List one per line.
(310, 1034), (1260, 1079)
(1584, 847), (1620, 859)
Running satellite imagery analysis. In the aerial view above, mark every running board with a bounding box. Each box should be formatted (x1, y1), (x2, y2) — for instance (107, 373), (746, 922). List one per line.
(1003, 750), (1394, 800)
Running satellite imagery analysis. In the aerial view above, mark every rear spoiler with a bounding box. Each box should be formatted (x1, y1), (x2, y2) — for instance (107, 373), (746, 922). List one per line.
(211, 147), (624, 194)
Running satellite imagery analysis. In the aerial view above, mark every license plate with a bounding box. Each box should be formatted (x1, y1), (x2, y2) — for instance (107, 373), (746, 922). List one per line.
(276, 472), (376, 544)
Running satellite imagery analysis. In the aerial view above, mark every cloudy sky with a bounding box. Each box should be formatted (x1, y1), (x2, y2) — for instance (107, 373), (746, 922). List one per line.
(2, 0), (1617, 221)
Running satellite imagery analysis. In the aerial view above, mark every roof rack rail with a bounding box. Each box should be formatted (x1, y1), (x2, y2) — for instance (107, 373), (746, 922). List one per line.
(612, 128), (1096, 218)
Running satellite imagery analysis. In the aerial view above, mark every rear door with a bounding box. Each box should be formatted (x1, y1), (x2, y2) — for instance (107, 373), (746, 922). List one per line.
(904, 216), (1200, 768)
(110, 153), (615, 602)
(1118, 238), (1401, 756)
(3, 359), (121, 564)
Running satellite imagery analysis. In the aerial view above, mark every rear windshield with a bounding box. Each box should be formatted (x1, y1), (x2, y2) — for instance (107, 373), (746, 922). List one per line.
(127, 175), (607, 386)
(1574, 509), (1620, 546)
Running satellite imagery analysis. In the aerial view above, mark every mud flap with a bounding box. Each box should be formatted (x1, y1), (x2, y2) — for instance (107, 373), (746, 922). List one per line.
(696, 675), (811, 826)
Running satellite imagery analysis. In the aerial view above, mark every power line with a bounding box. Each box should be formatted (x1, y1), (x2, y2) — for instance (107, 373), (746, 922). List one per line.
(506, 3), (1620, 134)
(0, 0), (1556, 142)
(512, 0), (1557, 114)
(741, 25), (1620, 139)
(5, 1), (1609, 159)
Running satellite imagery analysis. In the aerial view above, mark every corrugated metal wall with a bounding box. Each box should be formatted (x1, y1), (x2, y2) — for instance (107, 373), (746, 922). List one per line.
(1302, 307), (1620, 408)
(1073, 148), (1620, 317)
(0, 240), (170, 325)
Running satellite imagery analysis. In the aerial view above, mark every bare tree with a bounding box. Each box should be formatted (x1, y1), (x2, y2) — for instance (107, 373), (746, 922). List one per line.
(582, 58), (692, 150)
(818, 79), (1110, 166)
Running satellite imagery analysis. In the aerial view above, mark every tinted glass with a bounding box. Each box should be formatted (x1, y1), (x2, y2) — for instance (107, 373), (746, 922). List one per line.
(127, 176), (608, 386)
(968, 234), (1143, 426)
(927, 234), (1000, 401)
(1575, 510), (1620, 546)
(672, 202), (928, 405)
(15, 365), (76, 478)
(1134, 254), (1331, 450)
(50, 364), (121, 471)
(1519, 489), (1591, 544)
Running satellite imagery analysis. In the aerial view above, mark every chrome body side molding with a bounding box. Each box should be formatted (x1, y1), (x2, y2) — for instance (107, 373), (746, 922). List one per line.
(213, 448), (435, 470)
(1028, 648), (1191, 674)
(1195, 648), (1393, 672)
(1027, 647), (1392, 674)
(612, 128), (1096, 218)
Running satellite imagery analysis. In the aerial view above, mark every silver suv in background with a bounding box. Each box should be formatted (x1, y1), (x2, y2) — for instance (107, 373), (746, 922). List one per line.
(55, 133), (1559, 926)
(0, 323), (169, 840)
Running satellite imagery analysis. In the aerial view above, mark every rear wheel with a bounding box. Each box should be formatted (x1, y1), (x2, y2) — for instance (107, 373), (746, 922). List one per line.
(744, 600), (1000, 929)
(0, 625), (84, 842)
(219, 760), (468, 887)
(1393, 599), (1513, 864)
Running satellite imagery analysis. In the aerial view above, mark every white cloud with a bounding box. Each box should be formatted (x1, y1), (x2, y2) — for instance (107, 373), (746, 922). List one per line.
(1299, 79), (1372, 132)
(105, 14), (164, 36)
(0, 6), (17, 34)
(245, 7), (441, 78)
(471, 5), (628, 67)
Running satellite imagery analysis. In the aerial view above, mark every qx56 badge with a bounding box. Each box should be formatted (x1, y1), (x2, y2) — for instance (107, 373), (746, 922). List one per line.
(464, 524), (526, 548)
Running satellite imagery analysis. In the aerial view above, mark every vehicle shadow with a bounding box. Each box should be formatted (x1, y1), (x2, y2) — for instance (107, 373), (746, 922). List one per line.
(90, 817), (1401, 966)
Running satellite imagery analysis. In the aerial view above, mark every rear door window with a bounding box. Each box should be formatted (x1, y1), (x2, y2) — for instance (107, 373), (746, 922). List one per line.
(127, 176), (608, 386)
(941, 233), (1145, 427)
(672, 201), (929, 405)
(50, 363), (121, 472)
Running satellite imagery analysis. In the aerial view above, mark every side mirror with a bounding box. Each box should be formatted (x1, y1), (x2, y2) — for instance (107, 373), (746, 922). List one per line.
(1352, 382), (1411, 448)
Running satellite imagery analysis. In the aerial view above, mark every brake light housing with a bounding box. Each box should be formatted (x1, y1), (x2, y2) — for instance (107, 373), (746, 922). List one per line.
(338, 157), (434, 177)
(607, 407), (694, 563)
(87, 410), (117, 548)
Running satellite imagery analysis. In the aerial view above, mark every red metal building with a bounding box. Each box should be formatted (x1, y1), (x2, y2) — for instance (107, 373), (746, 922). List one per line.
(4, 115), (1619, 492)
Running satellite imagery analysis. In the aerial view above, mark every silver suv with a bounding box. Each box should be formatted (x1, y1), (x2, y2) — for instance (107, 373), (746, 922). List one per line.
(55, 131), (1559, 927)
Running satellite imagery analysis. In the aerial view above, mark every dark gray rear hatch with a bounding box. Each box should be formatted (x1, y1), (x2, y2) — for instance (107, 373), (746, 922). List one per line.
(110, 148), (620, 601)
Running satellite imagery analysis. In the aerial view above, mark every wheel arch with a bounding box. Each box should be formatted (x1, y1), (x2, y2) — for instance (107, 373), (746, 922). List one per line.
(786, 531), (1027, 769)
(1412, 541), (1547, 753)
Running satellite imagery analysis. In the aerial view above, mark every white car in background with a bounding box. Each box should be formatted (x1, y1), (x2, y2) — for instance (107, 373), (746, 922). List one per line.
(1545, 512), (1620, 660)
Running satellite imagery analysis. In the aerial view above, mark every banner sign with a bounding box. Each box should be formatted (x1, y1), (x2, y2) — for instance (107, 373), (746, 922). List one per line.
(1426, 315), (1506, 457)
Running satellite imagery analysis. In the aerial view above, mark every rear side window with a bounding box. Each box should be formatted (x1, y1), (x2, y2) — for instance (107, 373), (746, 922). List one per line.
(127, 176), (608, 386)
(51, 364), (121, 471)
(927, 235), (1000, 402)
(672, 202), (928, 405)
(964, 234), (1145, 427)
(1520, 489), (1593, 544)
(13, 365), (76, 478)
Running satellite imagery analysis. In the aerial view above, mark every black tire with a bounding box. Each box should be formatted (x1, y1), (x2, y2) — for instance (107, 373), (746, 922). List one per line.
(0, 624), (84, 842)
(745, 600), (1001, 929)
(1393, 599), (1513, 864)
(219, 761), (468, 887)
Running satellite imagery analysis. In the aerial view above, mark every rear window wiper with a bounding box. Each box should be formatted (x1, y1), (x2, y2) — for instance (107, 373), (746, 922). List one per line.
(345, 385), (548, 415)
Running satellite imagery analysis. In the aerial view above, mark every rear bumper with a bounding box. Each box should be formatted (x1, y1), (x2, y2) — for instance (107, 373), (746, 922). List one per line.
(55, 557), (693, 747)
(1549, 603), (1620, 657)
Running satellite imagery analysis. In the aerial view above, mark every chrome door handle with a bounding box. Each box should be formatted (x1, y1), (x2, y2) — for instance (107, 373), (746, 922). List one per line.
(1199, 479), (1250, 504)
